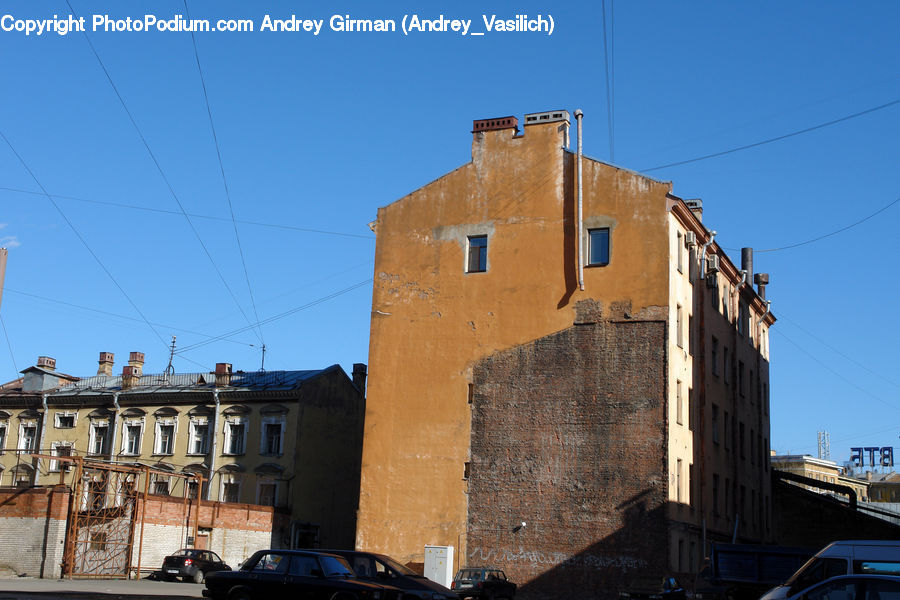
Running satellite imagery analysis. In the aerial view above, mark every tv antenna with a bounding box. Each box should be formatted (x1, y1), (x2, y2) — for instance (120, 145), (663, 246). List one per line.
(164, 335), (176, 379)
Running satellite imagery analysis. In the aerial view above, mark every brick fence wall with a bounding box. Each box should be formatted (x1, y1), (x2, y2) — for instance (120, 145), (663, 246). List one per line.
(0, 486), (70, 577)
(469, 315), (669, 600)
(0, 486), (288, 578)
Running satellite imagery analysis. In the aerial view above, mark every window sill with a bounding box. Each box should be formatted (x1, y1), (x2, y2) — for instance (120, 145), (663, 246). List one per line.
(259, 452), (283, 458)
(585, 263), (609, 268)
(222, 452), (246, 457)
(151, 452), (174, 457)
(186, 452), (208, 457)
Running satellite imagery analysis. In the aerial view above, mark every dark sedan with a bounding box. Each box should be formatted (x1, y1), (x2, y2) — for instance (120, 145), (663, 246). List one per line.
(203, 549), (400, 600)
(161, 548), (230, 584)
(322, 549), (458, 600)
(452, 567), (516, 600)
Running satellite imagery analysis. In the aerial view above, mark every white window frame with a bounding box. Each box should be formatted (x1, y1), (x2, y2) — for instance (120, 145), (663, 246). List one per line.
(224, 418), (247, 455)
(0, 421), (7, 454)
(260, 417), (285, 456)
(49, 441), (74, 471)
(188, 418), (209, 456)
(88, 420), (110, 455)
(154, 419), (176, 455)
(256, 479), (282, 507)
(54, 412), (77, 429)
(19, 421), (38, 452)
(121, 420), (144, 456)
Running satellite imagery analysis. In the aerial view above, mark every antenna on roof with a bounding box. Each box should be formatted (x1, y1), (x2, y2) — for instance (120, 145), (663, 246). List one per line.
(259, 343), (266, 373)
(164, 335), (177, 380)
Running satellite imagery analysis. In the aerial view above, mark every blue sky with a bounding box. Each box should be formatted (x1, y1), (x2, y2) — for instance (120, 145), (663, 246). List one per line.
(1, 1), (898, 467)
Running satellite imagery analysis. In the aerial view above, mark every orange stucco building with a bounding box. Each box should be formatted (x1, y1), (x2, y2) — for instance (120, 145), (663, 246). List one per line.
(357, 110), (774, 599)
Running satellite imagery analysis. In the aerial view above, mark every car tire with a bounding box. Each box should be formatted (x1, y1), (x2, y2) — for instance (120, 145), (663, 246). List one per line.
(192, 570), (205, 584)
(229, 588), (252, 600)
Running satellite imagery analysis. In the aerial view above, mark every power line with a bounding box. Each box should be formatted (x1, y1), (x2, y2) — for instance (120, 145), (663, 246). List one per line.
(175, 279), (372, 356)
(184, 0), (264, 347)
(65, 0), (263, 345)
(0, 313), (19, 378)
(773, 328), (900, 413)
(601, 0), (614, 162)
(0, 187), (375, 240)
(2, 287), (256, 349)
(0, 128), (169, 350)
(643, 97), (900, 172)
(754, 194), (900, 253)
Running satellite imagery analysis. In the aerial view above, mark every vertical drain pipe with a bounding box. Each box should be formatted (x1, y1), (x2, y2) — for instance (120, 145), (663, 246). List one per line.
(575, 109), (585, 291)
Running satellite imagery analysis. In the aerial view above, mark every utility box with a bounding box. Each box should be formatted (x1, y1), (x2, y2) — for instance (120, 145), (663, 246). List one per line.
(424, 545), (454, 588)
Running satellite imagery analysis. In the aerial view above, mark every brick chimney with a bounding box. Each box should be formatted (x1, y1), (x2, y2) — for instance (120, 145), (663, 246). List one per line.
(37, 356), (56, 371)
(352, 363), (367, 396)
(128, 352), (144, 375)
(122, 365), (140, 390)
(214, 362), (232, 387)
(97, 352), (115, 376)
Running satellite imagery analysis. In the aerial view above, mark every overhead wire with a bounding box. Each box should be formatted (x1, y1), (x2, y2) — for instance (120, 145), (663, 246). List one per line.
(175, 279), (372, 356)
(0, 313), (19, 378)
(601, 0), (614, 162)
(642, 97), (900, 172)
(772, 328), (900, 413)
(64, 0), (263, 345)
(2, 287), (257, 349)
(0, 187), (374, 239)
(0, 128), (169, 350)
(184, 0), (265, 347)
(721, 194), (900, 253)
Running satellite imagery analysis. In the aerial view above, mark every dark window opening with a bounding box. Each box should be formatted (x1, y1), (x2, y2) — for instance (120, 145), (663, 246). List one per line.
(467, 235), (488, 273)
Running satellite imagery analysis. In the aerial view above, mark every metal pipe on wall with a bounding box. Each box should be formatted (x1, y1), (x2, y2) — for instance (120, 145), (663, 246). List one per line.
(575, 109), (584, 291)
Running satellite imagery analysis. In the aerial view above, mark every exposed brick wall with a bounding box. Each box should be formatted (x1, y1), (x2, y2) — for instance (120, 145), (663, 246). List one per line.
(0, 487), (69, 577)
(469, 317), (669, 600)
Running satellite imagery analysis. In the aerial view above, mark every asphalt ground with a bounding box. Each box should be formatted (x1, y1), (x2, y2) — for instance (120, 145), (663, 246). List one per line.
(0, 577), (204, 600)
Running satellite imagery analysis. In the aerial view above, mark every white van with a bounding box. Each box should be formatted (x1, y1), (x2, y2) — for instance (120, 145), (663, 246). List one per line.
(760, 541), (900, 600)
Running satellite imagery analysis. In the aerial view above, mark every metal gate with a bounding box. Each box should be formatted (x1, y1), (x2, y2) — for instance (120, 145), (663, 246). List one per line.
(34, 455), (203, 579)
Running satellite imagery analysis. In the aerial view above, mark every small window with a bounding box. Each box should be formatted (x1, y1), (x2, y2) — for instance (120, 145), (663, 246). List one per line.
(225, 421), (246, 455)
(588, 228), (610, 266)
(55, 413), (75, 429)
(677, 232), (684, 273)
(155, 423), (175, 455)
(711, 405), (719, 445)
(467, 235), (488, 273)
(676, 305), (684, 348)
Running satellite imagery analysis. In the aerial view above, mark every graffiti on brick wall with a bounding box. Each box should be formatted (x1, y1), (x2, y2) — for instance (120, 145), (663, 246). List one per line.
(467, 546), (648, 572)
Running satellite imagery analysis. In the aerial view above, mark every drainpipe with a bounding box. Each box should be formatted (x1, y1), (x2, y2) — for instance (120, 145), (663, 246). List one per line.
(207, 389), (220, 501)
(756, 300), (771, 327)
(109, 392), (120, 462)
(35, 393), (49, 485)
(700, 230), (717, 279)
(575, 109), (585, 291)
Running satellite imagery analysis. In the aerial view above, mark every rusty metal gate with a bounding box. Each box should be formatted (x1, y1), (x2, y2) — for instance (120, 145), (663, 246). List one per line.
(35, 455), (202, 579)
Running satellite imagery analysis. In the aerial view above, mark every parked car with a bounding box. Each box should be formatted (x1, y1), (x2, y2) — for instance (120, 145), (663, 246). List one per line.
(760, 541), (900, 600)
(161, 548), (231, 583)
(777, 574), (900, 600)
(202, 549), (402, 600)
(319, 549), (458, 600)
(452, 567), (516, 600)
(618, 575), (685, 600)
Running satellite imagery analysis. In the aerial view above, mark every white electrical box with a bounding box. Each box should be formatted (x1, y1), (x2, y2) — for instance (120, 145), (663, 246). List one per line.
(424, 545), (454, 588)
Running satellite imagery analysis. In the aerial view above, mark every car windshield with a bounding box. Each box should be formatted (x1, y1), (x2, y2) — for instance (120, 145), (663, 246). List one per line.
(322, 556), (355, 577)
(458, 570), (483, 581)
(173, 549), (201, 557)
(379, 555), (417, 576)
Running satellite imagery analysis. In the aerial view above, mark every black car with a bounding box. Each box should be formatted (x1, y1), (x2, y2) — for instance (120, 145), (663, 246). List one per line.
(321, 549), (458, 600)
(202, 549), (401, 600)
(161, 548), (231, 583)
(619, 576), (686, 600)
(452, 567), (516, 600)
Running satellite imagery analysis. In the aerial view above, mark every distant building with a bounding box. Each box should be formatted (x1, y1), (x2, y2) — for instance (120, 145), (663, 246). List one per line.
(357, 110), (775, 598)
(0, 352), (367, 549)
(771, 453), (869, 501)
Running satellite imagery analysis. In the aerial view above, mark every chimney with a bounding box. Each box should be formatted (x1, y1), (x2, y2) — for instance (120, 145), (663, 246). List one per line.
(741, 248), (753, 285)
(97, 352), (115, 376)
(472, 115), (519, 134)
(128, 352), (144, 377)
(754, 273), (770, 300)
(122, 365), (140, 390)
(352, 363), (368, 396)
(37, 356), (56, 371)
(214, 362), (232, 387)
(684, 199), (703, 221)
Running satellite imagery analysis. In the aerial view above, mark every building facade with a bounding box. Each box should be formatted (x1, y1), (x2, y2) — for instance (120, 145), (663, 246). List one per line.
(356, 110), (774, 598)
(0, 353), (367, 550)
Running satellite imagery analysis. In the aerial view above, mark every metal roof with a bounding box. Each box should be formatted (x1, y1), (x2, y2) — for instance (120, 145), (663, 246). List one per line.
(47, 367), (335, 397)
